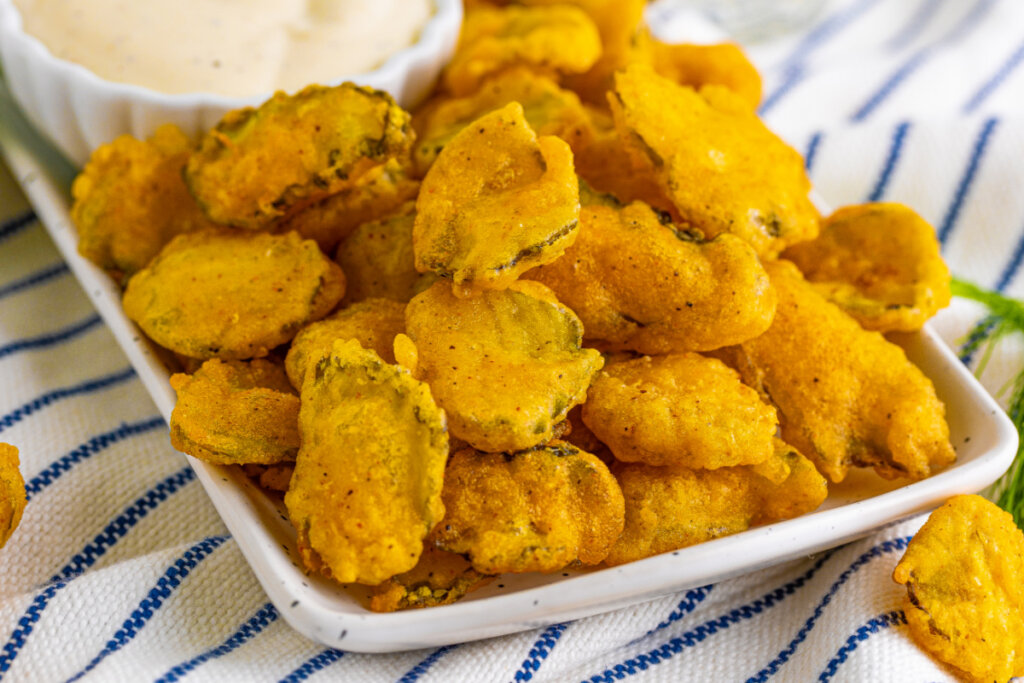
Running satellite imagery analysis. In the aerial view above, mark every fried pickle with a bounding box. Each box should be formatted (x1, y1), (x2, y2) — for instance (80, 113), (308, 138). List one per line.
(893, 495), (1024, 683)
(560, 0), (651, 106)
(783, 203), (951, 332)
(273, 158), (420, 253)
(524, 200), (776, 354)
(605, 440), (826, 566)
(434, 442), (624, 573)
(414, 103), (580, 296)
(0, 444), (26, 549)
(170, 359), (300, 465)
(582, 353), (777, 469)
(722, 260), (955, 482)
(185, 84), (413, 230)
(610, 65), (818, 256)
(651, 41), (762, 110)
(369, 545), (493, 612)
(242, 463), (295, 493)
(285, 340), (448, 585)
(284, 298), (406, 390)
(333, 202), (435, 306)
(71, 124), (214, 283)
(444, 3), (602, 97)
(413, 68), (592, 176)
(405, 280), (603, 453)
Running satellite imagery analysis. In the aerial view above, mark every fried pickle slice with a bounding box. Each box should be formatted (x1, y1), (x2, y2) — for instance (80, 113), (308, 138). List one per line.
(524, 200), (776, 354)
(185, 84), (413, 230)
(444, 3), (602, 97)
(651, 41), (762, 110)
(783, 203), (951, 332)
(413, 68), (593, 176)
(170, 359), (300, 465)
(0, 444), (26, 549)
(284, 298), (406, 390)
(242, 463), (295, 493)
(610, 65), (818, 256)
(434, 442), (624, 573)
(560, 0), (651, 106)
(333, 203), (436, 306)
(123, 229), (345, 360)
(71, 124), (215, 283)
(723, 260), (955, 482)
(368, 545), (493, 612)
(272, 158), (420, 254)
(582, 353), (777, 469)
(405, 280), (604, 453)
(893, 495), (1024, 683)
(414, 103), (580, 296)
(285, 340), (448, 585)
(604, 440), (826, 566)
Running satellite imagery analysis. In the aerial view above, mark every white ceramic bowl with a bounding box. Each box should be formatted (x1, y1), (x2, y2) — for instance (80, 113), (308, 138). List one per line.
(0, 0), (462, 166)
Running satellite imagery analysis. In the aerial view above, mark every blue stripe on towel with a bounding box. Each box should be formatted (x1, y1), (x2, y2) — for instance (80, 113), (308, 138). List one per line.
(0, 466), (196, 676)
(884, 0), (946, 51)
(938, 117), (999, 245)
(0, 366), (136, 435)
(994, 219), (1024, 291)
(804, 132), (824, 173)
(24, 416), (166, 500)
(513, 623), (570, 682)
(817, 611), (908, 682)
(0, 315), (103, 361)
(152, 603), (278, 683)
(0, 211), (36, 243)
(958, 314), (1000, 366)
(640, 585), (715, 641)
(744, 536), (912, 682)
(399, 645), (459, 683)
(65, 535), (230, 682)
(866, 121), (912, 201)
(963, 35), (1024, 113)
(0, 263), (69, 301)
(278, 648), (345, 683)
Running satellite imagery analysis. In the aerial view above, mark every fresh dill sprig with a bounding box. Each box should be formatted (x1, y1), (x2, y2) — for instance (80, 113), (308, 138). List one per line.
(950, 276), (1024, 526)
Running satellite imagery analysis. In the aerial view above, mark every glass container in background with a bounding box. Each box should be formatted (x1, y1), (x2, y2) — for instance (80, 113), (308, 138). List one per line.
(680, 0), (827, 43)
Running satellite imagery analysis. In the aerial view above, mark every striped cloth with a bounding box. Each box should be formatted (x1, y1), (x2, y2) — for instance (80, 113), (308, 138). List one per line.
(1, 0), (1023, 680)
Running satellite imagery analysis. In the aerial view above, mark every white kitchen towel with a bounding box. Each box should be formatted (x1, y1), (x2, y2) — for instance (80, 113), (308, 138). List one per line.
(1, 0), (1023, 680)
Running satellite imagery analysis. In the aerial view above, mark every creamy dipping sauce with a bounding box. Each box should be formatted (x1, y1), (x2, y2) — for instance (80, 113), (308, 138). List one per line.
(13, 0), (434, 97)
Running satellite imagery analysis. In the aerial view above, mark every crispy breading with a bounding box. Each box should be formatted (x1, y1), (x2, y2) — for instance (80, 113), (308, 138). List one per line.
(723, 259), (955, 482)
(610, 65), (818, 256)
(333, 202), (436, 306)
(414, 103), (580, 296)
(0, 444), (26, 549)
(242, 463), (295, 493)
(893, 495), (1024, 683)
(170, 359), (299, 465)
(605, 439), (826, 565)
(561, 0), (651, 105)
(524, 200), (776, 354)
(434, 442), (624, 573)
(652, 41), (762, 110)
(71, 124), (214, 283)
(123, 229), (345, 360)
(405, 280), (603, 453)
(369, 545), (493, 612)
(582, 353), (777, 468)
(783, 203), (951, 332)
(285, 340), (448, 585)
(284, 298), (406, 390)
(185, 83), (413, 230)
(444, 3), (602, 97)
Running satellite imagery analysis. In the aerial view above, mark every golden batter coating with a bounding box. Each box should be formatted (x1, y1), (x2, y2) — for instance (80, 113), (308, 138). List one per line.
(560, 0), (651, 106)
(524, 200), (776, 354)
(0, 444), (26, 549)
(170, 359), (300, 465)
(434, 442), (624, 573)
(724, 259), (955, 482)
(610, 65), (818, 256)
(652, 41), (762, 110)
(333, 203), (435, 306)
(582, 353), (777, 469)
(444, 3), (602, 97)
(72, 124), (214, 284)
(285, 340), (448, 585)
(783, 203), (951, 332)
(414, 103), (580, 297)
(404, 280), (604, 453)
(893, 495), (1024, 683)
(368, 545), (493, 612)
(284, 298), (406, 390)
(123, 229), (345, 360)
(185, 83), (413, 230)
(604, 440), (826, 566)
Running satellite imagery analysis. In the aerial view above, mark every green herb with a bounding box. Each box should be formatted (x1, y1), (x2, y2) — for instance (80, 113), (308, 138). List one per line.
(950, 276), (1024, 526)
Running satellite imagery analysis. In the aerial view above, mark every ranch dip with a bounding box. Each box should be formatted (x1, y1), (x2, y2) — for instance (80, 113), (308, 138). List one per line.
(12, 0), (434, 97)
